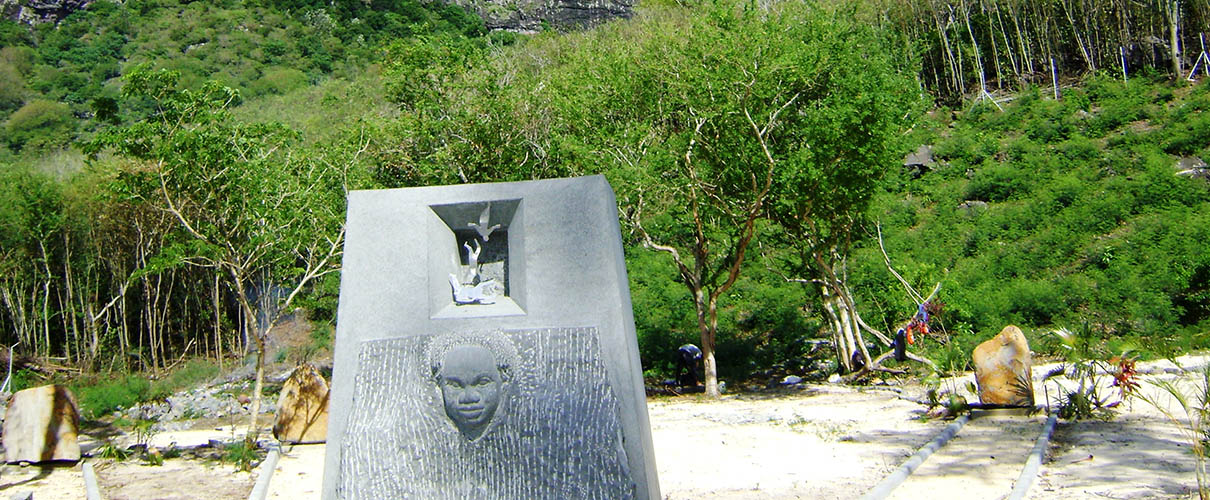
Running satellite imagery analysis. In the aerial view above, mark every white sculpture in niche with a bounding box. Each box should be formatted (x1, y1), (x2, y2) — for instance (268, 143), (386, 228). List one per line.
(449, 202), (504, 305)
(467, 202), (501, 241)
(448, 274), (499, 305)
(463, 239), (483, 283)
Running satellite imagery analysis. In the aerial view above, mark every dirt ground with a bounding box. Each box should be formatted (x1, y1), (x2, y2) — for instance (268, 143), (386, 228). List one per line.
(4, 360), (1209, 499)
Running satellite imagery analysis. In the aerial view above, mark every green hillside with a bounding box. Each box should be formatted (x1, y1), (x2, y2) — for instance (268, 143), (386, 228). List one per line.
(1, 0), (1208, 399)
(856, 77), (1210, 367)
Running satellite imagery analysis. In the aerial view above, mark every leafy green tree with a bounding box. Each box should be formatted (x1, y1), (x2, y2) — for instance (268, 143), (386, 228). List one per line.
(760, 16), (928, 375)
(83, 67), (347, 435)
(375, 0), (927, 396)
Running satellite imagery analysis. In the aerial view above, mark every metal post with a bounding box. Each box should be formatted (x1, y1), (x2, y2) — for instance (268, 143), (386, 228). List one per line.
(1120, 46), (1128, 84)
(1051, 58), (1059, 100)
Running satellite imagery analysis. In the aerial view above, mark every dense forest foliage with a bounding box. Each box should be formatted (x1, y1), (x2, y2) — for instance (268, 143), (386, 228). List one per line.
(1, 0), (1208, 397)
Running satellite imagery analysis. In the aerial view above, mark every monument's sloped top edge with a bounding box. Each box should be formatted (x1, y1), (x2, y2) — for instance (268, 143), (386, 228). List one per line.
(348, 175), (611, 200)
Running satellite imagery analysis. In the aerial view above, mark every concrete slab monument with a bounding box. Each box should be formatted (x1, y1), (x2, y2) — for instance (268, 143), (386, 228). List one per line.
(322, 175), (659, 499)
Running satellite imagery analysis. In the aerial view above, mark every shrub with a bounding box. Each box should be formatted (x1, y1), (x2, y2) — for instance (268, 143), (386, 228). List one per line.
(0, 58), (30, 112)
(934, 129), (998, 166)
(223, 438), (264, 472)
(247, 67), (309, 97)
(156, 358), (220, 396)
(4, 99), (75, 151)
(70, 374), (152, 419)
(1025, 111), (1074, 143)
(1162, 111), (1210, 156)
(964, 163), (1029, 202)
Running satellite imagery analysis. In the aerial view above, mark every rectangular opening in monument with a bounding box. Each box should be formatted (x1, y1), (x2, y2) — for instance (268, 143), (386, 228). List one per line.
(453, 228), (509, 297)
(428, 198), (525, 318)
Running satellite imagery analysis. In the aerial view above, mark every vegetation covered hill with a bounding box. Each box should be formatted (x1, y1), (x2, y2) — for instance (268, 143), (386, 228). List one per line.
(1, 0), (1208, 407)
(856, 77), (1210, 369)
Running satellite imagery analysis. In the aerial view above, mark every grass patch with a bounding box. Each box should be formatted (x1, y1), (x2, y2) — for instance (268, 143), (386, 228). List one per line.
(64, 358), (222, 419)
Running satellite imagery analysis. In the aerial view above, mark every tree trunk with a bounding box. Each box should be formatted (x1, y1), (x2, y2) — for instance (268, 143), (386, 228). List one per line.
(692, 288), (721, 398)
(1170, 0), (1183, 79)
(821, 289), (851, 372)
(214, 273), (223, 370)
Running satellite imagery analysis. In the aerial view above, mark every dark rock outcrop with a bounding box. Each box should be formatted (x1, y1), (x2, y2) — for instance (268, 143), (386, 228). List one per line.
(903, 145), (935, 179)
(454, 0), (633, 32)
(1, 0), (92, 25)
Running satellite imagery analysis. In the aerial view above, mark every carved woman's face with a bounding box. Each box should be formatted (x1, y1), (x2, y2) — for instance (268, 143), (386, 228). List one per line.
(437, 345), (503, 440)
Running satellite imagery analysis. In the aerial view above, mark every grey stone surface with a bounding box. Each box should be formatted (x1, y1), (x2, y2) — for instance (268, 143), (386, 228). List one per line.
(322, 176), (658, 499)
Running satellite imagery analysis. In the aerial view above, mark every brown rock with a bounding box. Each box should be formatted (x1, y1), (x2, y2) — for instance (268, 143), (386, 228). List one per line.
(972, 325), (1035, 407)
(272, 363), (329, 444)
(2, 384), (81, 463)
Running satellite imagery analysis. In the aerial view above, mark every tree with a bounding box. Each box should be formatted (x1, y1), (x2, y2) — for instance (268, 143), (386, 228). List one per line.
(372, 0), (931, 397)
(83, 67), (348, 436)
(759, 14), (930, 375)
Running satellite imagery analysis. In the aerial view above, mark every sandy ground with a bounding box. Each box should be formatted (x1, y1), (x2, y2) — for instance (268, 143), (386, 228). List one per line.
(6, 359), (1210, 499)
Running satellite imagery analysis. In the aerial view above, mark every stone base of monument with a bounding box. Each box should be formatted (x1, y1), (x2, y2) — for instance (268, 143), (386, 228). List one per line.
(3, 385), (82, 464)
(968, 405), (1040, 418)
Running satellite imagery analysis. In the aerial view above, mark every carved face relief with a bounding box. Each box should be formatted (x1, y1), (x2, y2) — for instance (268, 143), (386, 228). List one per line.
(436, 345), (504, 440)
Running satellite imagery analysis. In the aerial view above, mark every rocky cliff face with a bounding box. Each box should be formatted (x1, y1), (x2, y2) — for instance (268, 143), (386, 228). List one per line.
(1, 0), (92, 24)
(1, 0), (629, 31)
(457, 0), (633, 32)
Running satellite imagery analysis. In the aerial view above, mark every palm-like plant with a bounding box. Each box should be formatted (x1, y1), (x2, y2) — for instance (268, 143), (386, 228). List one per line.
(1131, 365), (1210, 500)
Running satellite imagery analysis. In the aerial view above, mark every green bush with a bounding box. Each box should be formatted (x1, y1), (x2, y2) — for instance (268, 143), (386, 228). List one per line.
(4, 99), (75, 151)
(1025, 112), (1074, 143)
(0, 62), (27, 112)
(157, 359), (220, 395)
(964, 163), (1029, 202)
(1162, 111), (1210, 157)
(70, 374), (152, 419)
(934, 129), (999, 166)
(247, 67), (309, 97)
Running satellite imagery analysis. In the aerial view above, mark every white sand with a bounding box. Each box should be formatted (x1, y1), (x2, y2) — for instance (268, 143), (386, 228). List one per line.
(7, 359), (1209, 499)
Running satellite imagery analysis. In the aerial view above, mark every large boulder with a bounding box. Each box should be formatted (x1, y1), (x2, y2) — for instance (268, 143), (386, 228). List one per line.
(2, 384), (81, 463)
(972, 325), (1035, 407)
(272, 363), (329, 444)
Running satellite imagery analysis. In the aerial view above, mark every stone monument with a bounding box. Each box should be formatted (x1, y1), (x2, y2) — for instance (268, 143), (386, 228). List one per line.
(273, 363), (330, 444)
(322, 176), (659, 499)
(972, 325), (1035, 407)
(3, 384), (81, 463)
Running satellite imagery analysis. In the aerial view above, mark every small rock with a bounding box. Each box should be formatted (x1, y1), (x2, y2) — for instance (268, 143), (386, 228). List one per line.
(827, 374), (841, 384)
(1176, 157), (1209, 180)
(10, 491), (33, 500)
(958, 200), (988, 215)
(781, 375), (803, 385)
(903, 145), (935, 167)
